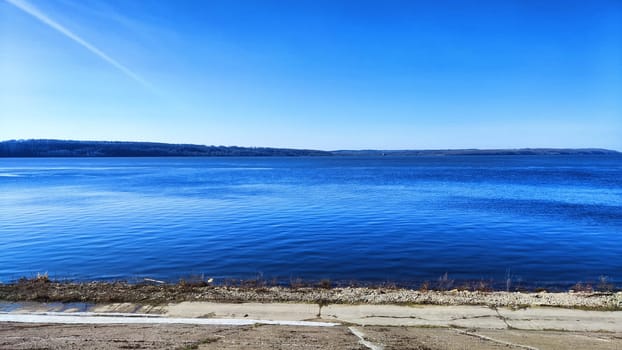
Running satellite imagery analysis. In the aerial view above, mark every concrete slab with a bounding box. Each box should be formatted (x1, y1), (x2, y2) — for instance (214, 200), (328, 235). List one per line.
(165, 302), (320, 321)
(497, 307), (622, 332)
(90, 302), (166, 314)
(1, 301), (90, 313)
(4, 301), (622, 333)
(321, 304), (507, 328)
(475, 329), (622, 350)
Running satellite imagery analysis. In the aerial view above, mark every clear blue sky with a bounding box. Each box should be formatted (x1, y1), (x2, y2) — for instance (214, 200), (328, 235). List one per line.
(1, 0), (621, 150)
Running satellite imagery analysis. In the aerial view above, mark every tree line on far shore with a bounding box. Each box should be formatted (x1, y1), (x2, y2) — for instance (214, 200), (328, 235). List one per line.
(0, 139), (332, 157)
(0, 139), (618, 157)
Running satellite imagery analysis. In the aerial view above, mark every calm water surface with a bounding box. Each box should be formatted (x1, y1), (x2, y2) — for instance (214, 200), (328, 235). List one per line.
(1, 156), (621, 288)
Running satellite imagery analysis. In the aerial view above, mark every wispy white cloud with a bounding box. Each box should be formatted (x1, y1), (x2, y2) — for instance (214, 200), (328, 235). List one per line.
(5, 0), (157, 93)
(54, 0), (175, 46)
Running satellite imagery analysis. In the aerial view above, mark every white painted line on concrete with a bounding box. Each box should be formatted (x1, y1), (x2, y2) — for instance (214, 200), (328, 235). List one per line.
(348, 326), (384, 350)
(0, 313), (338, 327)
(7, 311), (163, 318)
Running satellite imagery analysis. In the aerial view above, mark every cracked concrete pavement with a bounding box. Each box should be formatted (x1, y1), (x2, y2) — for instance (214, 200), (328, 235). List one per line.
(161, 301), (622, 332)
(2, 301), (622, 349)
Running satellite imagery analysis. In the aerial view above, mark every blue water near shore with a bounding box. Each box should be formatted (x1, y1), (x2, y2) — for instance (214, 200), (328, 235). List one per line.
(1, 156), (621, 288)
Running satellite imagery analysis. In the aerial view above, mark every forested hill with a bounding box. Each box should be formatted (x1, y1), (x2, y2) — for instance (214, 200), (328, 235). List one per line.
(0, 140), (331, 157)
(0, 139), (619, 157)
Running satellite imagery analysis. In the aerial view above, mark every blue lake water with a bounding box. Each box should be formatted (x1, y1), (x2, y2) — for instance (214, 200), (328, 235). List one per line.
(1, 156), (621, 289)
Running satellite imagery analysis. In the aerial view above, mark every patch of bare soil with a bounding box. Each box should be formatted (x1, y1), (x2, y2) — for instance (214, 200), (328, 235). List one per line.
(362, 327), (622, 350)
(361, 327), (510, 350)
(0, 323), (364, 350)
(195, 325), (365, 350)
(0, 322), (229, 350)
(475, 329), (622, 350)
(4, 322), (620, 350)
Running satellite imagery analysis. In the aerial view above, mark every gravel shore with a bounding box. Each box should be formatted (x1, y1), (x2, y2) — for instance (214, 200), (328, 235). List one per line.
(1, 279), (621, 310)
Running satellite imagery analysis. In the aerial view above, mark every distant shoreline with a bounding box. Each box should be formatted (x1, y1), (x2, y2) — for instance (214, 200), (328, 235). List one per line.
(1, 139), (620, 157)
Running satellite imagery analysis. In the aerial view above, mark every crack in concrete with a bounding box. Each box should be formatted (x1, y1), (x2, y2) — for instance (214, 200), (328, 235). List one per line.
(448, 314), (500, 321)
(453, 328), (540, 350)
(493, 307), (513, 329)
(360, 313), (499, 322)
(571, 333), (612, 342)
(362, 314), (429, 320)
(348, 326), (384, 350)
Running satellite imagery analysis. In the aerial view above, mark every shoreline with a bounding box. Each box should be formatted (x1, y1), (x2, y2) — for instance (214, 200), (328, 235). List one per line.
(3, 302), (621, 350)
(3, 279), (621, 349)
(2, 279), (621, 310)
